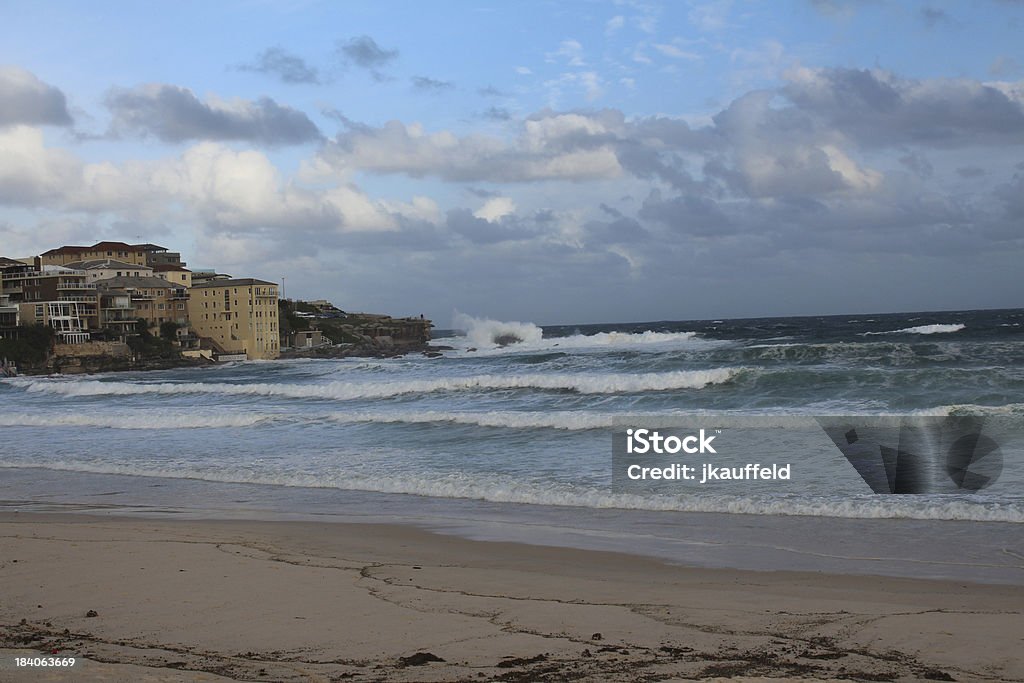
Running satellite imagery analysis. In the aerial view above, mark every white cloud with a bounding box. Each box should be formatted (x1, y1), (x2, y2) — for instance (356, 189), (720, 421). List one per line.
(474, 196), (516, 221)
(547, 39), (586, 67)
(652, 43), (701, 61)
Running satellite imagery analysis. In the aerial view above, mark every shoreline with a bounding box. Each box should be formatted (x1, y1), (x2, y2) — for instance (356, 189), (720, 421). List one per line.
(2, 466), (1023, 585)
(9, 342), (447, 377)
(2, 511), (1022, 681)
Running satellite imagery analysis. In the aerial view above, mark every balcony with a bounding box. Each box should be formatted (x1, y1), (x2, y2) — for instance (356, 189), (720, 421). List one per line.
(57, 282), (97, 290)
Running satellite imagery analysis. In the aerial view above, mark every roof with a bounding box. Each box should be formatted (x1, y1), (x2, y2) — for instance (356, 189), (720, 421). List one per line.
(152, 263), (191, 272)
(0, 256), (27, 268)
(65, 258), (151, 271)
(40, 241), (165, 256)
(95, 276), (178, 290)
(191, 278), (278, 289)
(41, 265), (84, 274)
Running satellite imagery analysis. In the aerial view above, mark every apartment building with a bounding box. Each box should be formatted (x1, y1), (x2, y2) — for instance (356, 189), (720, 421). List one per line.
(64, 258), (155, 282)
(18, 301), (91, 344)
(152, 263), (193, 288)
(96, 276), (189, 332)
(187, 278), (280, 360)
(0, 293), (19, 339)
(2, 265), (99, 333)
(40, 242), (186, 269)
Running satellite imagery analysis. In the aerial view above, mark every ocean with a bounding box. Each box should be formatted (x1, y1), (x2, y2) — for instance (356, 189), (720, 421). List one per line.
(2, 307), (1023, 579)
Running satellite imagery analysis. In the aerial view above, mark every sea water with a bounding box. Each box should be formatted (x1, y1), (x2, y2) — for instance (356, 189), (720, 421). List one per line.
(2, 308), (1023, 581)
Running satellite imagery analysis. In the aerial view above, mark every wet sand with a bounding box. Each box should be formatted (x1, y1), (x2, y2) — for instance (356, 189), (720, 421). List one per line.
(1, 512), (1021, 682)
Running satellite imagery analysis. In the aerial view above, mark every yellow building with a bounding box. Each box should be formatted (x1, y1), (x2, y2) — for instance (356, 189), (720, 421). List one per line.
(187, 278), (280, 360)
(153, 264), (193, 288)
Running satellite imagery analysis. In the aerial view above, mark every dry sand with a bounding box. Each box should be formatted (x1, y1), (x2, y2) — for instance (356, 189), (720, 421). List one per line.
(1, 512), (1021, 682)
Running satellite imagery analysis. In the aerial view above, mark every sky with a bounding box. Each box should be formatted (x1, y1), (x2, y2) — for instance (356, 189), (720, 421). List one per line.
(0, 0), (1022, 326)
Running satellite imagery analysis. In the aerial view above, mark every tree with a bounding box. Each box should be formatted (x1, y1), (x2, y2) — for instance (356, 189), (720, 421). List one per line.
(160, 321), (180, 340)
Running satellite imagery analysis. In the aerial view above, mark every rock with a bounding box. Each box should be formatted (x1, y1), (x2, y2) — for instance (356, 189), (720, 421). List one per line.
(85, 610), (98, 618)
(591, 632), (603, 641)
(496, 654), (546, 668)
(398, 652), (445, 667)
(493, 334), (521, 347)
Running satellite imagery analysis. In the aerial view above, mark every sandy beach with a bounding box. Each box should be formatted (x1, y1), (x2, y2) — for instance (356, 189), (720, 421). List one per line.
(1, 512), (1021, 682)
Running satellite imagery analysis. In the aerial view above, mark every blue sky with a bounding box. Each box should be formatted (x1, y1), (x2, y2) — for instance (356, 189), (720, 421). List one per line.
(1, 0), (1022, 324)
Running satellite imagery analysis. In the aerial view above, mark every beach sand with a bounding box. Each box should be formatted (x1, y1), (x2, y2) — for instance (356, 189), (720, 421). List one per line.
(1, 512), (1021, 682)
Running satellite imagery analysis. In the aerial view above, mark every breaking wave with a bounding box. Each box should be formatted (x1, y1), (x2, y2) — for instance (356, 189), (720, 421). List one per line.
(448, 312), (702, 353)
(863, 323), (965, 336)
(3, 460), (1021, 523)
(453, 312), (544, 348)
(11, 367), (743, 400)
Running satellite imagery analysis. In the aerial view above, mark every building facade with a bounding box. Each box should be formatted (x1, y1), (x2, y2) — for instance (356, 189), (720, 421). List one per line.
(187, 279), (280, 360)
(18, 301), (91, 344)
(64, 259), (155, 282)
(152, 264), (193, 288)
(96, 276), (189, 332)
(40, 242), (185, 269)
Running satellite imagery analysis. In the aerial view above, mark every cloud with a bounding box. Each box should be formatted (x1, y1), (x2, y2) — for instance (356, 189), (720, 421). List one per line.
(808, 0), (875, 19)
(638, 189), (732, 236)
(989, 55), (1022, 78)
(605, 15), (625, 35)
(652, 43), (701, 61)
(0, 125), (81, 205)
(338, 35), (398, 77)
(956, 166), (987, 178)
(411, 76), (455, 92)
(0, 66), (73, 127)
(688, 0), (733, 32)
(237, 47), (319, 84)
(482, 106), (512, 121)
(446, 207), (535, 244)
(473, 196), (516, 221)
(105, 84), (322, 145)
(320, 113), (623, 182)
(919, 6), (950, 28)
(547, 39), (586, 67)
(781, 66), (1024, 147)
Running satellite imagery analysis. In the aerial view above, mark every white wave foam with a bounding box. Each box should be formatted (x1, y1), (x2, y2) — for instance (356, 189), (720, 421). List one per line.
(448, 312), (704, 354)
(13, 367), (743, 400)
(0, 412), (271, 429)
(326, 410), (621, 430)
(862, 323), (965, 336)
(453, 312), (544, 348)
(4, 461), (1021, 523)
